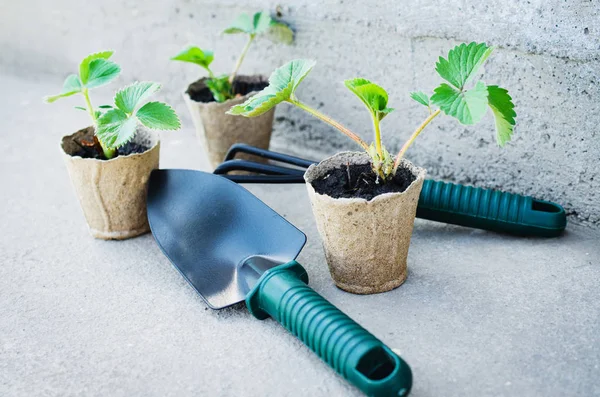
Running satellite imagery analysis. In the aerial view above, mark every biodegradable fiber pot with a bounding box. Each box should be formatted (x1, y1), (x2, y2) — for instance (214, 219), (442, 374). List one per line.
(304, 152), (427, 294)
(184, 75), (275, 169)
(61, 127), (159, 240)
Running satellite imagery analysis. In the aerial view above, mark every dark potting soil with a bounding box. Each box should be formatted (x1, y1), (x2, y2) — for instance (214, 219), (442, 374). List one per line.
(117, 141), (149, 156)
(311, 163), (417, 201)
(186, 75), (269, 103)
(68, 128), (149, 160)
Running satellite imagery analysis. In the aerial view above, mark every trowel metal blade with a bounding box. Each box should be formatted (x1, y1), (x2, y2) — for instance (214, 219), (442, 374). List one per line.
(147, 169), (306, 309)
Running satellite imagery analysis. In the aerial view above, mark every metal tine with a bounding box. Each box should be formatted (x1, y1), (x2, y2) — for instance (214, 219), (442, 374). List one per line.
(216, 144), (315, 183)
(214, 160), (306, 176)
(220, 174), (306, 184)
(223, 144), (317, 169)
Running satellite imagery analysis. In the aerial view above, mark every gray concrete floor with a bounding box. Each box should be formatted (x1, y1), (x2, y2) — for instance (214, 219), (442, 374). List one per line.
(1, 75), (599, 396)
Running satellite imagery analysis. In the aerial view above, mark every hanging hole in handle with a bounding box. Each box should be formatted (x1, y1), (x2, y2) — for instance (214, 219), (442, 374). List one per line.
(356, 346), (397, 381)
(532, 199), (563, 213)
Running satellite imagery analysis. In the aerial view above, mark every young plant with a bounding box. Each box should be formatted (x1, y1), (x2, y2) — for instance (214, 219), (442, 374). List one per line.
(228, 42), (516, 181)
(44, 51), (122, 158)
(171, 10), (293, 102)
(95, 81), (181, 154)
(45, 51), (181, 159)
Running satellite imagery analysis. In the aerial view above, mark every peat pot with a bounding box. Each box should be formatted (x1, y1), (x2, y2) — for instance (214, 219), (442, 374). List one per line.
(183, 75), (275, 169)
(304, 151), (427, 294)
(61, 126), (159, 240)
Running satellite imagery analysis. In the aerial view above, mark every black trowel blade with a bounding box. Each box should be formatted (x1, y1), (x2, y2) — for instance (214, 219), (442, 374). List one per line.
(147, 169), (307, 309)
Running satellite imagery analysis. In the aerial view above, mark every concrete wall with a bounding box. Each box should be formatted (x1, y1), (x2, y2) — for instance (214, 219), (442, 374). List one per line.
(3, 0), (599, 227)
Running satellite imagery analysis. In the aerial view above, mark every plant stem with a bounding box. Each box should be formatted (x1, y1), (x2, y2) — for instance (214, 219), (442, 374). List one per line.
(96, 138), (117, 160)
(83, 89), (96, 123)
(229, 34), (255, 84)
(289, 99), (369, 150)
(372, 116), (383, 159)
(83, 88), (116, 159)
(393, 109), (441, 172)
(370, 116), (387, 180)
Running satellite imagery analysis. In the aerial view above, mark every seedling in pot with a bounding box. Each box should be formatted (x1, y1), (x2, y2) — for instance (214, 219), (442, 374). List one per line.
(230, 43), (518, 295)
(44, 51), (181, 159)
(228, 42), (516, 183)
(171, 10), (293, 102)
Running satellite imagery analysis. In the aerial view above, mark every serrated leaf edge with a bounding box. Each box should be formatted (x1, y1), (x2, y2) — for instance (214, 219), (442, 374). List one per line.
(113, 81), (162, 114)
(79, 50), (114, 84)
(136, 101), (181, 130)
(435, 42), (493, 90)
(487, 85), (516, 146)
(228, 83), (292, 117)
(431, 81), (489, 125)
(96, 109), (138, 149)
(410, 91), (430, 107)
(85, 58), (122, 89)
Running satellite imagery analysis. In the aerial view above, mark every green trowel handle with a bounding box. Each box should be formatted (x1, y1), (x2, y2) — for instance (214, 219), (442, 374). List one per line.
(417, 180), (567, 237)
(246, 261), (412, 397)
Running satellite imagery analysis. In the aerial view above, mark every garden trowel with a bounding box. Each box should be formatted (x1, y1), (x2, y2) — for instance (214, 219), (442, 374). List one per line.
(147, 169), (412, 397)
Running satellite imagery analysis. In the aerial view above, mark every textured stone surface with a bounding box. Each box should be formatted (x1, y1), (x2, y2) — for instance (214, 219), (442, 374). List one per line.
(1, 0), (597, 226)
(1, 75), (600, 396)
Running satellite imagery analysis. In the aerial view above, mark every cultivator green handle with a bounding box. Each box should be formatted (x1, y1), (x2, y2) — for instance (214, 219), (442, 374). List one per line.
(417, 180), (567, 237)
(246, 261), (412, 397)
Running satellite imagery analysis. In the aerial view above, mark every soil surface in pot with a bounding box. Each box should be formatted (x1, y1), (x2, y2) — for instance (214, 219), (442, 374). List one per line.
(186, 75), (268, 103)
(64, 126), (149, 160)
(311, 163), (416, 201)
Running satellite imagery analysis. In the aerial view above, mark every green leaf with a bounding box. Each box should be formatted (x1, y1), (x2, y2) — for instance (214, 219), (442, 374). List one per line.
(410, 91), (430, 107)
(267, 21), (294, 44)
(223, 11), (275, 35)
(378, 107), (395, 120)
(222, 13), (254, 34)
(44, 74), (83, 103)
(79, 51), (113, 85)
(136, 102), (181, 130)
(223, 11), (291, 42)
(62, 74), (83, 93)
(96, 108), (138, 149)
(74, 106), (87, 111)
(253, 11), (273, 34)
(114, 82), (161, 114)
(98, 105), (113, 109)
(205, 75), (233, 103)
(487, 85), (516, 146)
(271, 59), (315, 93)
(431, 81), (489, 124)
(85, 59), (121, 89)
(344, 78), (393, 120)
(435, 42), (494, 90)
(171, 47), (214, 71)
(228, 59), (316, 117)
(226, 86), (284, 117)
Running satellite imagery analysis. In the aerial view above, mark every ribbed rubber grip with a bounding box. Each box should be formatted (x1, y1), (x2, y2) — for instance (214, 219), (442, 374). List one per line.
(246, 261), (412, 397)
(417, 180), (566, 237)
